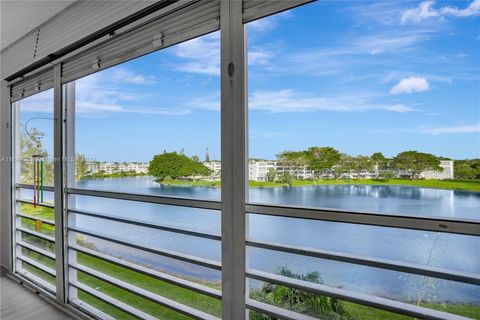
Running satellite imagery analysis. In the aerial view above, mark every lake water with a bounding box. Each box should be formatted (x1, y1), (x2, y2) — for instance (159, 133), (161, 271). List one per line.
(54, 177), (480, 304)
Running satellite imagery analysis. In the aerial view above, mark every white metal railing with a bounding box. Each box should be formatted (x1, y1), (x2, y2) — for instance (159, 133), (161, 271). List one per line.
(246, 269), (472, 320)
(245, 239), (480, 286)
(245, 204), (480, 319)
(13, 184), (480, 320)
(68, 226), (222, 271)
(246, 203), (480, 236)
(69, 208), (221, 241)
(66, 188), (223, 319)
(14, 184), (57, 295)
(70, 244), (222, 299)
(70, 263), (221, 320)
(67, 187), (222, 210)
(70, 281), (157, 320)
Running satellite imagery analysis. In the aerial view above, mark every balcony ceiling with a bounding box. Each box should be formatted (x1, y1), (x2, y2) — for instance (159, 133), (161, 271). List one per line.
(1, 0), (75, 51)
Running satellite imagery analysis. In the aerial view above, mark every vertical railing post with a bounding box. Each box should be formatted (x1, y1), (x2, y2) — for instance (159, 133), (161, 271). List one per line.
(221, 0), (247, 319)
(53, 63), (66, 303)
(12, 100), (21, 274)
(0, 81), (13, 273)
(64, 81), (77, 301)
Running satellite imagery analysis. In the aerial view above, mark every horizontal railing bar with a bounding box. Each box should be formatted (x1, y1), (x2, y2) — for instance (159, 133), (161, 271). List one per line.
(246, 239), (480, 286)
(68, 226), (222, 271)
(17, 241), (56, 260)
(15, 269), (57, 294)
(16, 213), (55, 226)
(70, 244), (222, 299)
(246, 203), (480, 236)
(70, 263), (221, 320)
(246, 299), (318, 320)
(246, 269), (471, 320)
(17, 255), (56, 277)
(16, 199), (55, 209)
(67, 188), (221, 210)
(16, 183), (55, 192)
(70, 282), (156, 320)
(17, 226), (55, 242)
(69, 298), (117, 320)
(69, 208), (221, 241)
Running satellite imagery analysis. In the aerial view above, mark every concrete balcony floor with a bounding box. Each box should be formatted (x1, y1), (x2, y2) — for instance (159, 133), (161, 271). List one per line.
(0, 274), (73, 320)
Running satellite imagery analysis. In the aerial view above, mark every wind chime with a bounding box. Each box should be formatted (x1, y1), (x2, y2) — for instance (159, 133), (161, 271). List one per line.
(25, 117), (51, 208)
(32, 153), (45, 208)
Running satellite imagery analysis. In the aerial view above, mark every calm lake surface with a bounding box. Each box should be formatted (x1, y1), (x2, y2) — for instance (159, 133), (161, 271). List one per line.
(66, 176), (480, 304)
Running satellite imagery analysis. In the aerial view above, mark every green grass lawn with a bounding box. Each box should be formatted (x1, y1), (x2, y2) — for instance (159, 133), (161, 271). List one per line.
(160, 178), (480, 192)
(20, 203), (55, 236)
(343, 301), (480, 320)
(251, 178), (480, 192)
(22, 245), (480, 320)
(161, 178), (221, 187)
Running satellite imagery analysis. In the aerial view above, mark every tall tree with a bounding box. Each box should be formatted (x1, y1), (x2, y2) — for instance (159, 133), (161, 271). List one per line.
(355, 156), (375, 175)
(305, 147), (341, 174)
(454, 160), (480, 179)
(371, 152), (387, 168)
(276, 150), (309, 167)
(266, 168), (277, 182)
(332, 154), (355, 178)
(393, 151), (442, 179)
(148, 152), (211, 181)
(75, 153), (88, 180)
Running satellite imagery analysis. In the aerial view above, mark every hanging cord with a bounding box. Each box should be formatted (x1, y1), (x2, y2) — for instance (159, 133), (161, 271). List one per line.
(24, 117), (55, 148)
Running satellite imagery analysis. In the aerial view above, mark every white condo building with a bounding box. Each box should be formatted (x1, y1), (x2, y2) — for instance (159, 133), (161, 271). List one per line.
(203, 161), (222, 179)
(86, 162), (149, 175)
(203, 160), (454, 181)
(421, 160), (454, 180)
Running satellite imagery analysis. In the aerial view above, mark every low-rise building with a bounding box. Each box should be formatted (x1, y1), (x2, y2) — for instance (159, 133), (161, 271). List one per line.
(203, 160), (222, 179)
(86, 161), (149, 175)
(86, 159), (454, 181)
(421, 160), (454, 180)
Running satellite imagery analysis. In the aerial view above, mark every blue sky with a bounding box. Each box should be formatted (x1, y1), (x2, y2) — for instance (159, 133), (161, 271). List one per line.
(19, 0), (480, 162)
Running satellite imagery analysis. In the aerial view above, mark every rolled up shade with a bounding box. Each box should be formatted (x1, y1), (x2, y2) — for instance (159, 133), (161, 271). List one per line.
(10, 0), (313, 101)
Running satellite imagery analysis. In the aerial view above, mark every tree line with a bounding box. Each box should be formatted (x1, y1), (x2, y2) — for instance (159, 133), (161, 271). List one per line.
(277, 147), (445, 180)
(454, 159), (480, 180)
(20, 128), (479, 182)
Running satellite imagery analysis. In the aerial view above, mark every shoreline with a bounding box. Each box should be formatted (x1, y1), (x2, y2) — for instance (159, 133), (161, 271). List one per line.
(157, 178), (480, 192)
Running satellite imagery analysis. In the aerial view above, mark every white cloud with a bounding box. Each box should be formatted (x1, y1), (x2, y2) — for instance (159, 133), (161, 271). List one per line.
(72, 72), (191, 116)
(110, 67), (155, 84)
(174, 32), (274, 75)
(288, 32), (431, 73)
(421, 124), (480, 135)
(248, 49), (273, 65)
(387, 104), (417, 113)
(401, 1), (440, 23)
(174, 32), (220, 76)
(390, 76), (430, 95)
(186, 89), (416, 113)
(355, 33), (431, 55)
(401, 0), (480, 23)
(250, 90), (415, 113)
(247, 10), (291, 33)
(18, 90), (54, 113)
(248, 17), (277, 33)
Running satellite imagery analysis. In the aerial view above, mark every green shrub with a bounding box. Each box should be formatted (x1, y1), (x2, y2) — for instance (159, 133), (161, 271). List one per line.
(249, 268), (351, 320)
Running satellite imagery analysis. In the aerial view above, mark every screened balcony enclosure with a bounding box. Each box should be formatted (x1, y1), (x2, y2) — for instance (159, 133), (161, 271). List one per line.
(1, 1), (479, 320)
